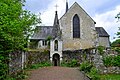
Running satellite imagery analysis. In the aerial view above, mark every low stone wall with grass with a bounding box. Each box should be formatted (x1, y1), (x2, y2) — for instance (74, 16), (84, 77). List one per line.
(62, 49), (95, 67)
(62, 49), (120, 74)
(26, 50), (50, 67)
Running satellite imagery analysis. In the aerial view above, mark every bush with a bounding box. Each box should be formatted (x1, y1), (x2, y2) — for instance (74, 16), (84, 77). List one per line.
(88, 67), (100, 80)
(103, 55), (120, 67)
(29, 61), (51, 69)
(103, 56), (113, 67)
(97, 46), (105, 55)
(0, 55), (8, 80)
(80, 61), (100, 80)
(68, 59), (79, 67)
(61, 59), (79, 67)
(61, 61), (69, 67)
(80, 61), (93, 73)
(113, 55), (120, 67)
(6, 70), (28, 80)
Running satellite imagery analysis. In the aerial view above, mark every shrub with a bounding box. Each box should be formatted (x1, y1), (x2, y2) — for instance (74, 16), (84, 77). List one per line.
(80, 61), (100, 80)
(6, 70), (28, 80)
(0, 55), (8, 80)
(61, 59), (79, 67)
(29, 61), (51, 69)
(103, 55), (120, 67)
(80, 61), (93, 73)
(88, 67), (100, 80)
(68, 59), (79, 67)
(61, 61), (69, 67)
(113, 55), (120, 67)
(97, 46), (105, 55)
(103, 56), (113, 67)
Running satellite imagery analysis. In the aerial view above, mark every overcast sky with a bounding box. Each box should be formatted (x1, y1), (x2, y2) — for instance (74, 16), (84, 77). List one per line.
(24, 0), (120, 42)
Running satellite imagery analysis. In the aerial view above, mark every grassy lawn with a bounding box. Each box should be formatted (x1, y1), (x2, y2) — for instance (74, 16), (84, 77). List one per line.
(100, 74), (120, 80)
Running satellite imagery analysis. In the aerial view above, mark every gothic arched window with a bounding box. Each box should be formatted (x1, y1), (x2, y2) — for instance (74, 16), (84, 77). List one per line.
(54, 40), (58, 51)
(73, 14), (80, 38)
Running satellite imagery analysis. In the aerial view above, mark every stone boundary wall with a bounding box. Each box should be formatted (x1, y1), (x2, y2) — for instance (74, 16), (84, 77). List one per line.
(9, 51), (23, 75)
(62, 50), (93, 63)
(26, 50), (50, 67)
(9, 50), (50, 75)
(62, 49), (120, 74)
(9, 49), (119, 75)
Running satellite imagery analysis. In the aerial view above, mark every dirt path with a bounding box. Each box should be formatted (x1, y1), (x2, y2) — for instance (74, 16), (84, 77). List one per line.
(27, 67), (89, 80)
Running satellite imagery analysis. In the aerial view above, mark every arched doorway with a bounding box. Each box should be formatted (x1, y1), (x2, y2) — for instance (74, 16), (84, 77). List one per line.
(52, 53), (60, 66)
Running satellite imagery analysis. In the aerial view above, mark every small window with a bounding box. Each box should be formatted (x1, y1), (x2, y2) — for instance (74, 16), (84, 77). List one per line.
(42, 40), (47, 46)
(54, 40), (58, 51)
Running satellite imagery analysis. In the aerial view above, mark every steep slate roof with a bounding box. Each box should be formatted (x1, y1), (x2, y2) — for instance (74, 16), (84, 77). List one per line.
(30, 26), (53, 40)
(30, 11), (61, 40)
(95, 27), (109, 37)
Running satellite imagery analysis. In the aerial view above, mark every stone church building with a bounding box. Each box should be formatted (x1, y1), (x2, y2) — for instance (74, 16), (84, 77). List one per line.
(30, 2), (110, 66)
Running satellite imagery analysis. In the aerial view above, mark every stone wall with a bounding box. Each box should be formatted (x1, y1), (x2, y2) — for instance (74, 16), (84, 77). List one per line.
(9, 51), (25, 75)
(9, 50), (50, 75)
(9, 49), (120, 75)
(62, 49), (94, 63)
(62, 49), (120, 74)
(26, 50), (50, 67)
(98, 37), (110, 47)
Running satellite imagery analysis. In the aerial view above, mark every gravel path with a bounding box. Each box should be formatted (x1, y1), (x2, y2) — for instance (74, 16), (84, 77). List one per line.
(27, 67), (90, 80)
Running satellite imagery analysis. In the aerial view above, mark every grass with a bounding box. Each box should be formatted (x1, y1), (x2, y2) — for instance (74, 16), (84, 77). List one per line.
(100, 74), (120, 80)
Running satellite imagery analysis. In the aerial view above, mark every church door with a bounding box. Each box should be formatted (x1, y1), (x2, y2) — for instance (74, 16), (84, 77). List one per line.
(53, 53), (60, 66)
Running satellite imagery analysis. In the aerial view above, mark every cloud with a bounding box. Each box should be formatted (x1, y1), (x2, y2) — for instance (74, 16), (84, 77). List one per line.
(40, 0), (66, 26)
(24, 0), (52, 13)
(93, 5), (120, 42)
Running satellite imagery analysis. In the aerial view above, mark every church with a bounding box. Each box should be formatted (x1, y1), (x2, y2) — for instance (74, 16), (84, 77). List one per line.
(30, 1), (110, 66)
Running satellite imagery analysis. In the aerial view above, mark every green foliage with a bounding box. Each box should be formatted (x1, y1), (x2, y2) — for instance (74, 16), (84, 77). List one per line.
(4, 70), (28, 80)
(29, 61), (51, 69)
(100, 74), (120, 80)
(80, 61), (100, 80)
(0, 54), (8, 80)
(61, 59), (79, 67)
(103, 56), (112, 67)
(46, 36), (52, 47)
(111, 39), (120, 47)
(97, 46), (105, 55)
(79, 61), (93, 73)
(0, 0), (39, 79)
(88, 67), (100, 80)
(103, 55), (120, 67)
(0, 0), (38, 52)
(61, 61), (68, 67)
(68, 59), (79, 67)
(114, 55), (120, 66)
(112, 47), (120, 53)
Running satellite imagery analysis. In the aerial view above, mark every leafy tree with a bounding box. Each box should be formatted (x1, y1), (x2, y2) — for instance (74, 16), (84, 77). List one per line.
(111, 12), (120, 53)
(115, 12), (120, 38)
(0, 0), (39, 79)
(111, 39), (120, 47)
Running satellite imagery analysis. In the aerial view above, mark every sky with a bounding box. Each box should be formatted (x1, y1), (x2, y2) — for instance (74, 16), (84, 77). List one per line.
(24, 0), (120, 42)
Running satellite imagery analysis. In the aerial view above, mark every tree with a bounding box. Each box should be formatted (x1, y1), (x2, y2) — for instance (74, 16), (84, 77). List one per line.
(0, 0), (39, 79)
(115, 12), (120, 38)
(111, 12), (120, 53)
